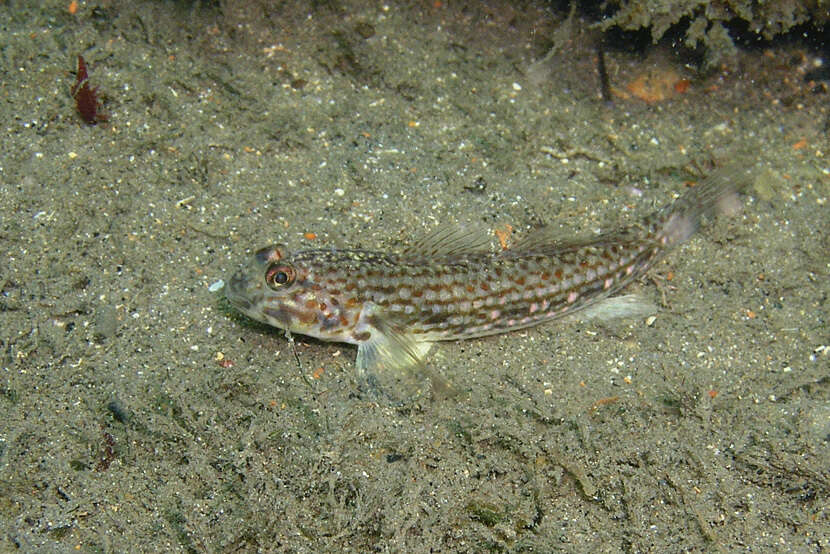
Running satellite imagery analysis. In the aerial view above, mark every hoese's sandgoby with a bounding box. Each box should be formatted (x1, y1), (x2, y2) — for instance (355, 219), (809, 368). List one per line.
(226, 167), (747, 373)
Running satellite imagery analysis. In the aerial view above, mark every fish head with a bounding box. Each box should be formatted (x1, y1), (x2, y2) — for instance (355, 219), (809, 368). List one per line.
(226, 244), (356, 342)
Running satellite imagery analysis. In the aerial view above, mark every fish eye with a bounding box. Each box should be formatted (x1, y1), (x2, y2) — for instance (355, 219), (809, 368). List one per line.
(265, 263), (295, 289)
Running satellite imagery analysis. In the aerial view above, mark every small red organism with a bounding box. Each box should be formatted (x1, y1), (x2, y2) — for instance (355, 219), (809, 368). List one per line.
(95, 429), (116, 471)
(71, 55), (107, 124)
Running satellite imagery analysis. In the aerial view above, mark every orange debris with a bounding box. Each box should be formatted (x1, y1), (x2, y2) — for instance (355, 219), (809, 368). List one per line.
(494, 224), (513, 250)
(674, 79), (691, 94)
(624, 69), (688, 103)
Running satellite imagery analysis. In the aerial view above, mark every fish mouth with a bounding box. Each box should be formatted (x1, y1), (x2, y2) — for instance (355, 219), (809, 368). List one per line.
(225, 271), (254, 312)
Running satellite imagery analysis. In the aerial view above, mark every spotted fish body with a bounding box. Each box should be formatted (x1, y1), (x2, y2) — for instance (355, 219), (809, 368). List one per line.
(226, 167), (745, 372)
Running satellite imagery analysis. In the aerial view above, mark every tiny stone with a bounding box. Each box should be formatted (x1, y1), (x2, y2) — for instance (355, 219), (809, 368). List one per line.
(94, 305), (118, 341)
(209, 280), (225, 292)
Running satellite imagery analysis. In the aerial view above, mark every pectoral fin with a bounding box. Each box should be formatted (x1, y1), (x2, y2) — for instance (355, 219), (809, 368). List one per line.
(352, 306), (456, 401)
(355, 320), (433, 374)
(354, 321), (457, 402)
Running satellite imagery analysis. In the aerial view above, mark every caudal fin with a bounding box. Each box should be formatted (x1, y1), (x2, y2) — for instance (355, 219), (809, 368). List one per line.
(659, 164), (753, 247)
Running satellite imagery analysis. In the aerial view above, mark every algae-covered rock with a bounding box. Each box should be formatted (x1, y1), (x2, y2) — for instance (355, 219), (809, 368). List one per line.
(598, 0), (827, 69)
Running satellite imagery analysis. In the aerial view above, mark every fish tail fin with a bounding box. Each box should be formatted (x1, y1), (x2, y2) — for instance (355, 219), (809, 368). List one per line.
(655, 164), (753, 247)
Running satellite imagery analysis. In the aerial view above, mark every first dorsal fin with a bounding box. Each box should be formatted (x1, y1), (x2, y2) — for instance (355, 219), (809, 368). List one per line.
(401, 225), (492, 258)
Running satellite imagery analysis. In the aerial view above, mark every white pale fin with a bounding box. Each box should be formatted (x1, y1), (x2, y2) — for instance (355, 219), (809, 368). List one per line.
(564, 293), (657, 322)
(401, 225), (491, 258)
(355, 324), (434, 374)
(658, 163), (752, 247)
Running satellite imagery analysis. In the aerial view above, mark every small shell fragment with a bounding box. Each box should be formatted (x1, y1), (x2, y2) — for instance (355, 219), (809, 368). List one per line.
(208, 279), (225, 292)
